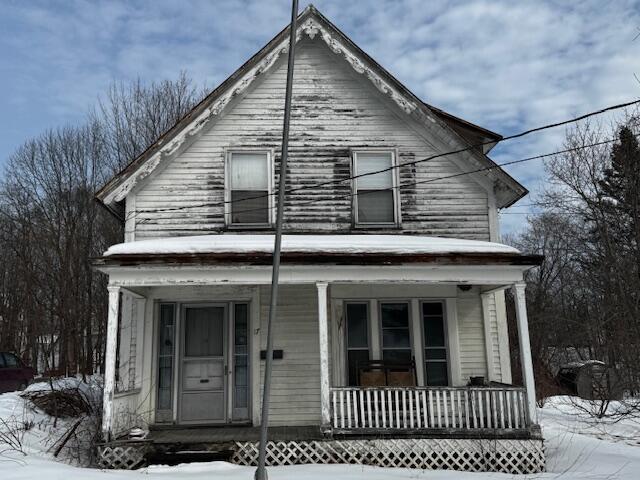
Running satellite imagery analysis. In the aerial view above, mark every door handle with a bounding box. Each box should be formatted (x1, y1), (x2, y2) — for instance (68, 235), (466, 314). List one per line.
(199, 379), (210, 383)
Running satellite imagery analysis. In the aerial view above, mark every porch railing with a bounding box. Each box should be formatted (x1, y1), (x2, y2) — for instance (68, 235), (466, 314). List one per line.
(330, 386), (528, 431)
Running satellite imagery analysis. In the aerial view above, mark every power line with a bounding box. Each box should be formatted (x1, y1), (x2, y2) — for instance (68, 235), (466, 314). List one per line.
(129, 134), (632, 226)
(125, 99), (640, 222)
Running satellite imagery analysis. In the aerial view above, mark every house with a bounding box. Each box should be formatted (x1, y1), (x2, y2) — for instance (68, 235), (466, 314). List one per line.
(93, 5), (544, 473)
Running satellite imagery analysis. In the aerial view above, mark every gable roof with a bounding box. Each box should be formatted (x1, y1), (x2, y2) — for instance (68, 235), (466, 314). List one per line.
(96, 4), (526, 213)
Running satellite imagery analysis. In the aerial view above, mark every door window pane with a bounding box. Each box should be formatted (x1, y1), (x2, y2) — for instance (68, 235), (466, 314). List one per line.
(423, 302), (448, 386)
(355, 152), (395, 224)
(345, 303), (370, 386)
(184, 307), (224, 357)
(381, 303), (411, 363)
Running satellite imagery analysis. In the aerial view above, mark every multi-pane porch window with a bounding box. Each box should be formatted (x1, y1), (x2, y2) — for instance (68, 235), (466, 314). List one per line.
(380, 302), (411, 363)
(422, 301), (449, 386)
(353, 151), (397, 225)
(228, 151), (271, 225)
(157, 304), (176, 414)
(233, 303), (249, 418)
(345, 303), (370, 386)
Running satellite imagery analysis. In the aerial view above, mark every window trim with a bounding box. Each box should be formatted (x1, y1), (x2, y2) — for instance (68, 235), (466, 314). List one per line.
(420, 300), (451, 386)
(351, 149), (401, 228)
(343, 301), (372, 386)
(224, 149), (274, 228)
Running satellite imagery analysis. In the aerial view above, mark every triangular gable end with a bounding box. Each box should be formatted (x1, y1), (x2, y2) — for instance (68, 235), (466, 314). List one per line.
(96, 4), (526, 211)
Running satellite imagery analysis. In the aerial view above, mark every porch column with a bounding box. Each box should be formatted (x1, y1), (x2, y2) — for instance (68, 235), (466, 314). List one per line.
(511, 282), (538, 424)
(102, 285), (120, 441)
(316, 282), (331, 428)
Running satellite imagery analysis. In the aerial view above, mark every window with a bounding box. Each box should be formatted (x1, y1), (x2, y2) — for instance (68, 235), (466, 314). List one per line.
(0, 354), (5, 368)
(157, 304), (175, 412)
(380, 302), (412, 363)
(345, 303), (370, 386)
(233, 303), (249, 417)
(353, 151), (398, 225)
(422, 302), (448, 386)
(3, 353), (18, 367)
(227, 151), (271, 225)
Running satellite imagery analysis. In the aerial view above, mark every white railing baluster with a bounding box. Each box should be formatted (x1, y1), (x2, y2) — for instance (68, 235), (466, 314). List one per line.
(352, 390), (359, 428)
(380, 388), (387, 428)
(422, 391), (428, 428)
(408, 389), (414, 428)
(374, 389), (379, 428)
(346, 389), (352, 428)
(328, 386), (526, 433)
(401, 389), (407, 429)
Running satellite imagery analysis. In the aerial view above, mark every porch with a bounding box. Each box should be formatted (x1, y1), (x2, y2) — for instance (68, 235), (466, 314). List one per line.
(94, 234), (544, 472)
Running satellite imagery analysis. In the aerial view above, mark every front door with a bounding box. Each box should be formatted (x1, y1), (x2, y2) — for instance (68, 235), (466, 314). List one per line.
(179, 305), (227, 424)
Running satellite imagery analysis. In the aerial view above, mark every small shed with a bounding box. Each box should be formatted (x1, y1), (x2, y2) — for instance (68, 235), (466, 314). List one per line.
(557, 360), (622, 400)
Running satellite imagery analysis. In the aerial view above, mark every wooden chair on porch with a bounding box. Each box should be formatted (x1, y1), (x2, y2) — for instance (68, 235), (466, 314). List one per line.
(356, 359), (417, 387)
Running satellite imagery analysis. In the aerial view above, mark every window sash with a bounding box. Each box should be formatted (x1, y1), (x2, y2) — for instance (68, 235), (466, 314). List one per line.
(345, 302), (370, 386)
(421, 301), (449, 386)
(353, 151), (397, 225)
(227, 151), (271, 225)
(380, 302), (412, 362)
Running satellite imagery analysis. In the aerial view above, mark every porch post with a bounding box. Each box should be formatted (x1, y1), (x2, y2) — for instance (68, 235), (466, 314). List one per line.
(511, 282), (538, 424)
(316, 282), (331, 428)
(102, 285), (120, 441)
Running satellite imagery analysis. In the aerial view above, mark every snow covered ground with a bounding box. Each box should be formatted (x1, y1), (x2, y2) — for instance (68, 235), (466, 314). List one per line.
(1, 388), (639, 479)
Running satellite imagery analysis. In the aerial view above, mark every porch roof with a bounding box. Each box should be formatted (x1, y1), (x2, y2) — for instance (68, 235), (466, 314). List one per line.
(96, 234), (542, 267)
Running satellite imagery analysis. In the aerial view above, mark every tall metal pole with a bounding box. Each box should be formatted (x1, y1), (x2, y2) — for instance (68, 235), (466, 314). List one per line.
(255, 1), (298, 479)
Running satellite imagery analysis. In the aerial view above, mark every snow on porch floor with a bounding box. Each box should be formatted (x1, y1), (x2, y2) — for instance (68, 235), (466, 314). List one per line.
(2, 391), (640, 479)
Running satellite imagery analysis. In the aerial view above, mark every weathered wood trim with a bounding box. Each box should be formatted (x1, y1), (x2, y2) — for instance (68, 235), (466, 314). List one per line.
(95, 252), (544, 267)
(124, 195), (136, 242)
(410, 299), (425, 386)
(511, 282), (537, 424)
(98, 264), (530, 288)
(317, 282), (331, 427)
(102, 285), (121, 440)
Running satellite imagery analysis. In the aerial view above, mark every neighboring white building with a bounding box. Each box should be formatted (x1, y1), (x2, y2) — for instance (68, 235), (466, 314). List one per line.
(94, 5), (543, 473)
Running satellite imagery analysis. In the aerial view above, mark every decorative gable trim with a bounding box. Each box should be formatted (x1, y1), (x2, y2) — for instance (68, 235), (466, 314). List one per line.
(97, 5), (526, 210)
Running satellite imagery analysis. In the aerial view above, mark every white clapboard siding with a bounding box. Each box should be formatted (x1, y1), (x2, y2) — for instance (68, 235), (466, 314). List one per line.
(132, 38), (490, 240)
(457, 288), (489, 382)
(258, 284), (321, 426)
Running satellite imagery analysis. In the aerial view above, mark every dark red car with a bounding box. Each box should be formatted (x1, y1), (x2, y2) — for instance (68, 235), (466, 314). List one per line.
(0, 352), (36, 393)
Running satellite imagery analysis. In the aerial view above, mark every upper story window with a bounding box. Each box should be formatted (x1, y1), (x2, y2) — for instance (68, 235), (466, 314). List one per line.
(352, 151), (399, 226)
(226, 151), (272, 226)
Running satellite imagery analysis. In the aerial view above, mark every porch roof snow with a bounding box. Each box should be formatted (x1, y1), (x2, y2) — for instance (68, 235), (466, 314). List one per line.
(104, 234), (520, 257)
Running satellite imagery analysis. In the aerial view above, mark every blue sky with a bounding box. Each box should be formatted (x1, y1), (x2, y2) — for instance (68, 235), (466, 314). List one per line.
(1, 0), (640, 233)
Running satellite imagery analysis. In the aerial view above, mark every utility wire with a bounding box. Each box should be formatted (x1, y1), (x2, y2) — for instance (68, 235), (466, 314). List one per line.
(124, 98), (640, 221)
(127, 134), (633, 226)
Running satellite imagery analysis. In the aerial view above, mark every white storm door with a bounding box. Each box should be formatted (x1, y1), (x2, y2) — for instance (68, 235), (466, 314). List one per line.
(179, 305), (227, 424)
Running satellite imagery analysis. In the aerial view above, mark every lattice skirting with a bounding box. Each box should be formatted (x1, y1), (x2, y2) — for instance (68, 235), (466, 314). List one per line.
(230, 438), (545, 474)
(97, 442), (150, 470)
